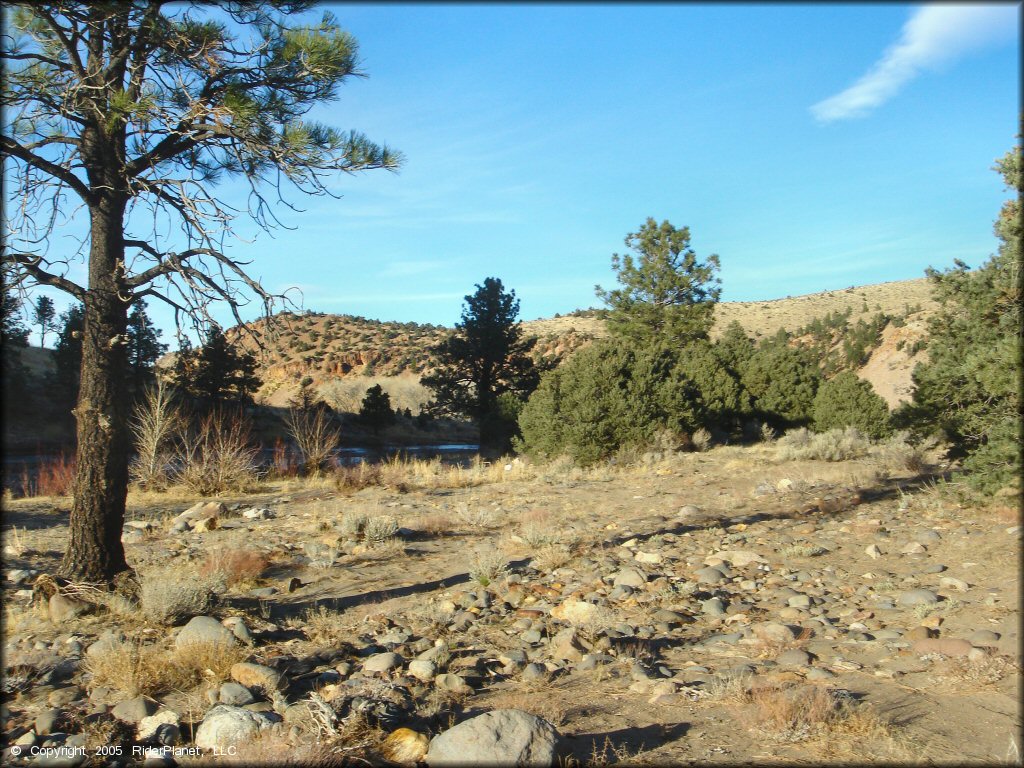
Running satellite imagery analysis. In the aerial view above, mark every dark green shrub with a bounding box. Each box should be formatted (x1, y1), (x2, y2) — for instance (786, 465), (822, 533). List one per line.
(812, 372), (890, 439)
(740, 342), (821, 428)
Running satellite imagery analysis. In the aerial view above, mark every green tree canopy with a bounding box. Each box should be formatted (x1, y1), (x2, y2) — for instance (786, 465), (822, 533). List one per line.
(126, 301), (168, 396)
(50, 304), (85, 417)
(596, 218), (721, 346)
(359, 383), (396, 433)
(32, 296), (57, 348)
(812, 371), (891, 439)
(171, 325), (260, 409)
(422, 277), (538, 449)
(901, 144), (1021, 491)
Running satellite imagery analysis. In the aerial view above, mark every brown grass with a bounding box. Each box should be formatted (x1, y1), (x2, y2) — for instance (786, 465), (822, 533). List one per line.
(83, 637), (247, 697)
(198, 547), (269, 589)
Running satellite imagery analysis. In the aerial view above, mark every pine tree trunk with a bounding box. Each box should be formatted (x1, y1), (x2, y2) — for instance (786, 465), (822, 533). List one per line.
(59, 193), (132, 584)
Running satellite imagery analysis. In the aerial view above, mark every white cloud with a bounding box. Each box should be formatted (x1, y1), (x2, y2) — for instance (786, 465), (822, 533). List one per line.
(811, 4), (1018, 123)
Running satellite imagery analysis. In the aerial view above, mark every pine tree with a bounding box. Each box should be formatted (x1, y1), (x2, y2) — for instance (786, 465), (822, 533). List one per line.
(126, 301), (167, 396)
(32, 296), (57, 348)
(422, 278), (538, 449)
(50, 304), (85, 419)
(359, 384), (396, 433)
(172, 326), (260, 410)
(595, 218), (721, 346)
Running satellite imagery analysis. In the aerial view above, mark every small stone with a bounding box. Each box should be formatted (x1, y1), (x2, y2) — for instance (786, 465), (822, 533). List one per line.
(939, 576), (969, 592)
(137, 711), (180, 743)
(787, 595), (811, 609)
(175, 616), (238, 649)
(901, 542), (927, 555)
(230, 662), (287, 692)
(35, 709), (62, 736)
(521, 663), (548, 681)
(967, 630), (1000, 647)
(898, 589), (939, 608)
(112, 696), (157, 724)
(753, 622), (797, 645)
(611, 568), (647, 588)
(47, 687), (84, 707)
(865, 544), (882, 560)
(221, 617), (255, 645)
(695, 566), (726, 585)
(434, 673), (472, 695)
(408, 659), (437, 682)
(806, 667), (835, 681)
(679, 504), (701, 518)
(775, 649), (811, 667)
(383, 727), (429, 764)
(219, 682), (255, 706)
(363, 652), (404, 674)
(912, 637), (974, 657)
(49, 594), (88, 623)
(550, 600), (599, 625)
(701, 597), (726, 616)
(916, 530), (941, 543)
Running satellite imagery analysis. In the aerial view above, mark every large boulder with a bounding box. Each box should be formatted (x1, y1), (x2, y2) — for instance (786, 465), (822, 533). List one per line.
(426, 709), (563, 767)
(193, 705), (279, 751)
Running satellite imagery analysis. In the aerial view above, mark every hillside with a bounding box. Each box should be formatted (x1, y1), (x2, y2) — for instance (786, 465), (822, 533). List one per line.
(217, 277), (936, 410)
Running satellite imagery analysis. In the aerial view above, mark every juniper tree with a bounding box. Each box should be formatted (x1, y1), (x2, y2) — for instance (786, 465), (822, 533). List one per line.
(1, 3), (400, 584)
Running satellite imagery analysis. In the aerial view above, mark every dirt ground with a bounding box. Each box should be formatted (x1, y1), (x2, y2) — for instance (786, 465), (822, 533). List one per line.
(2, 444), (1020, 766)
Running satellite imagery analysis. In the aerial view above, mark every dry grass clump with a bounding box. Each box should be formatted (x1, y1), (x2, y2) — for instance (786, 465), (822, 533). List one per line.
(776, 427), (873, 462)
(299, 604), (350, 646)
(415, 511), (454, 536)
(84, 636), (245, 697)
(333, 461), (383, 494)
(364, 514), (399, 543)
(468, 549), (510, 587)
(140, 565), (224, 625)
(876, 430), (933, 473)
(732, 683), (909, 759)
(198, 547), (269, 589)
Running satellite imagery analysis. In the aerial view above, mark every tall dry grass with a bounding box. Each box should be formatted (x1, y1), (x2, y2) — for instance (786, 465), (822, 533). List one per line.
(176, 409), (259, 495)
(129, 379), (184, 490)
(285, 407), (340, 475)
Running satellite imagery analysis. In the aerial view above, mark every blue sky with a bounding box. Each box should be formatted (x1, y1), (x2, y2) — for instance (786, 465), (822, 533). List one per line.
(18, 3), (1022, 340)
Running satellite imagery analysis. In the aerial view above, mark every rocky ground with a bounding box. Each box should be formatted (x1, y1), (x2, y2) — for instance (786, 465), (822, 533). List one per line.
(1, 443), (1020, 766)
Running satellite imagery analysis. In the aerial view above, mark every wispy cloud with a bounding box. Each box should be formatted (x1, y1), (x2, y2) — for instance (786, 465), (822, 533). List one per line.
(811, 4), (1017, 123)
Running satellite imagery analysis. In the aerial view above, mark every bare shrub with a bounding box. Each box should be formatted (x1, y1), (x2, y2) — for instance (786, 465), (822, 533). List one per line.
(198, 547), (269, 588)
(130, 379), (184, 490)
(334, 462), (382, 493)
(776, 427), (872, 462)
(878, 430), (931, 473)
(270, 437), (301, 479)
(285, 407), (341, 475)
(140, 565), (223, 624)
(759, 422), (777, 444)
(175, 409), (259, 495)
(339, 510), (368, 537)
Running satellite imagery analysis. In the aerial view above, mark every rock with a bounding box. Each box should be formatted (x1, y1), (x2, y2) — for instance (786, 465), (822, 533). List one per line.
(611, 568), (646, 588)
(219, 682), (255, 706)
(521, 663), (548, 681)
(137, 711), (180, 743)
(775, 649), (811, 667)
(230, 662), (286, 693)
(898, 589), (939, 608)
(242, 507), (274, 520)
(806, 667), (836, 681)
(426, 709), (563, 767)
(678, 504), (701, 518)
(701, 597), (726, 616)
(434, 673), (473, 695)
(706, 550), (765, 568)
(905, 626), (934, 641)
(408, 659), (437, 682)
(48, 687), (84, 707)
(787, 595), (812, 609)
(112, 696), (157, 723)
(364, 652), (404, 674)
(383, 727), (429, 764)
(550, 627), (586, 663)
(175, 616), (238, 649)
(967, 629), (1000, 647)
(864, 544), (882, 560)
(35, 709), (62, 736)
(901, 542), (927, 555)
(193, 705), (279, 751)
(916, 530), (941, 543)
(695, 566), (727, 585)
(221, 616), (255, 645)
(753, 622), (797, 645)
(634, 551), (662, 564)
(193, 516), (218, 533)
(49, 594), (88, 623)
(912, 638), (974, 657)
(939, 576), (969, 592)
(550, 599), (600, 625)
